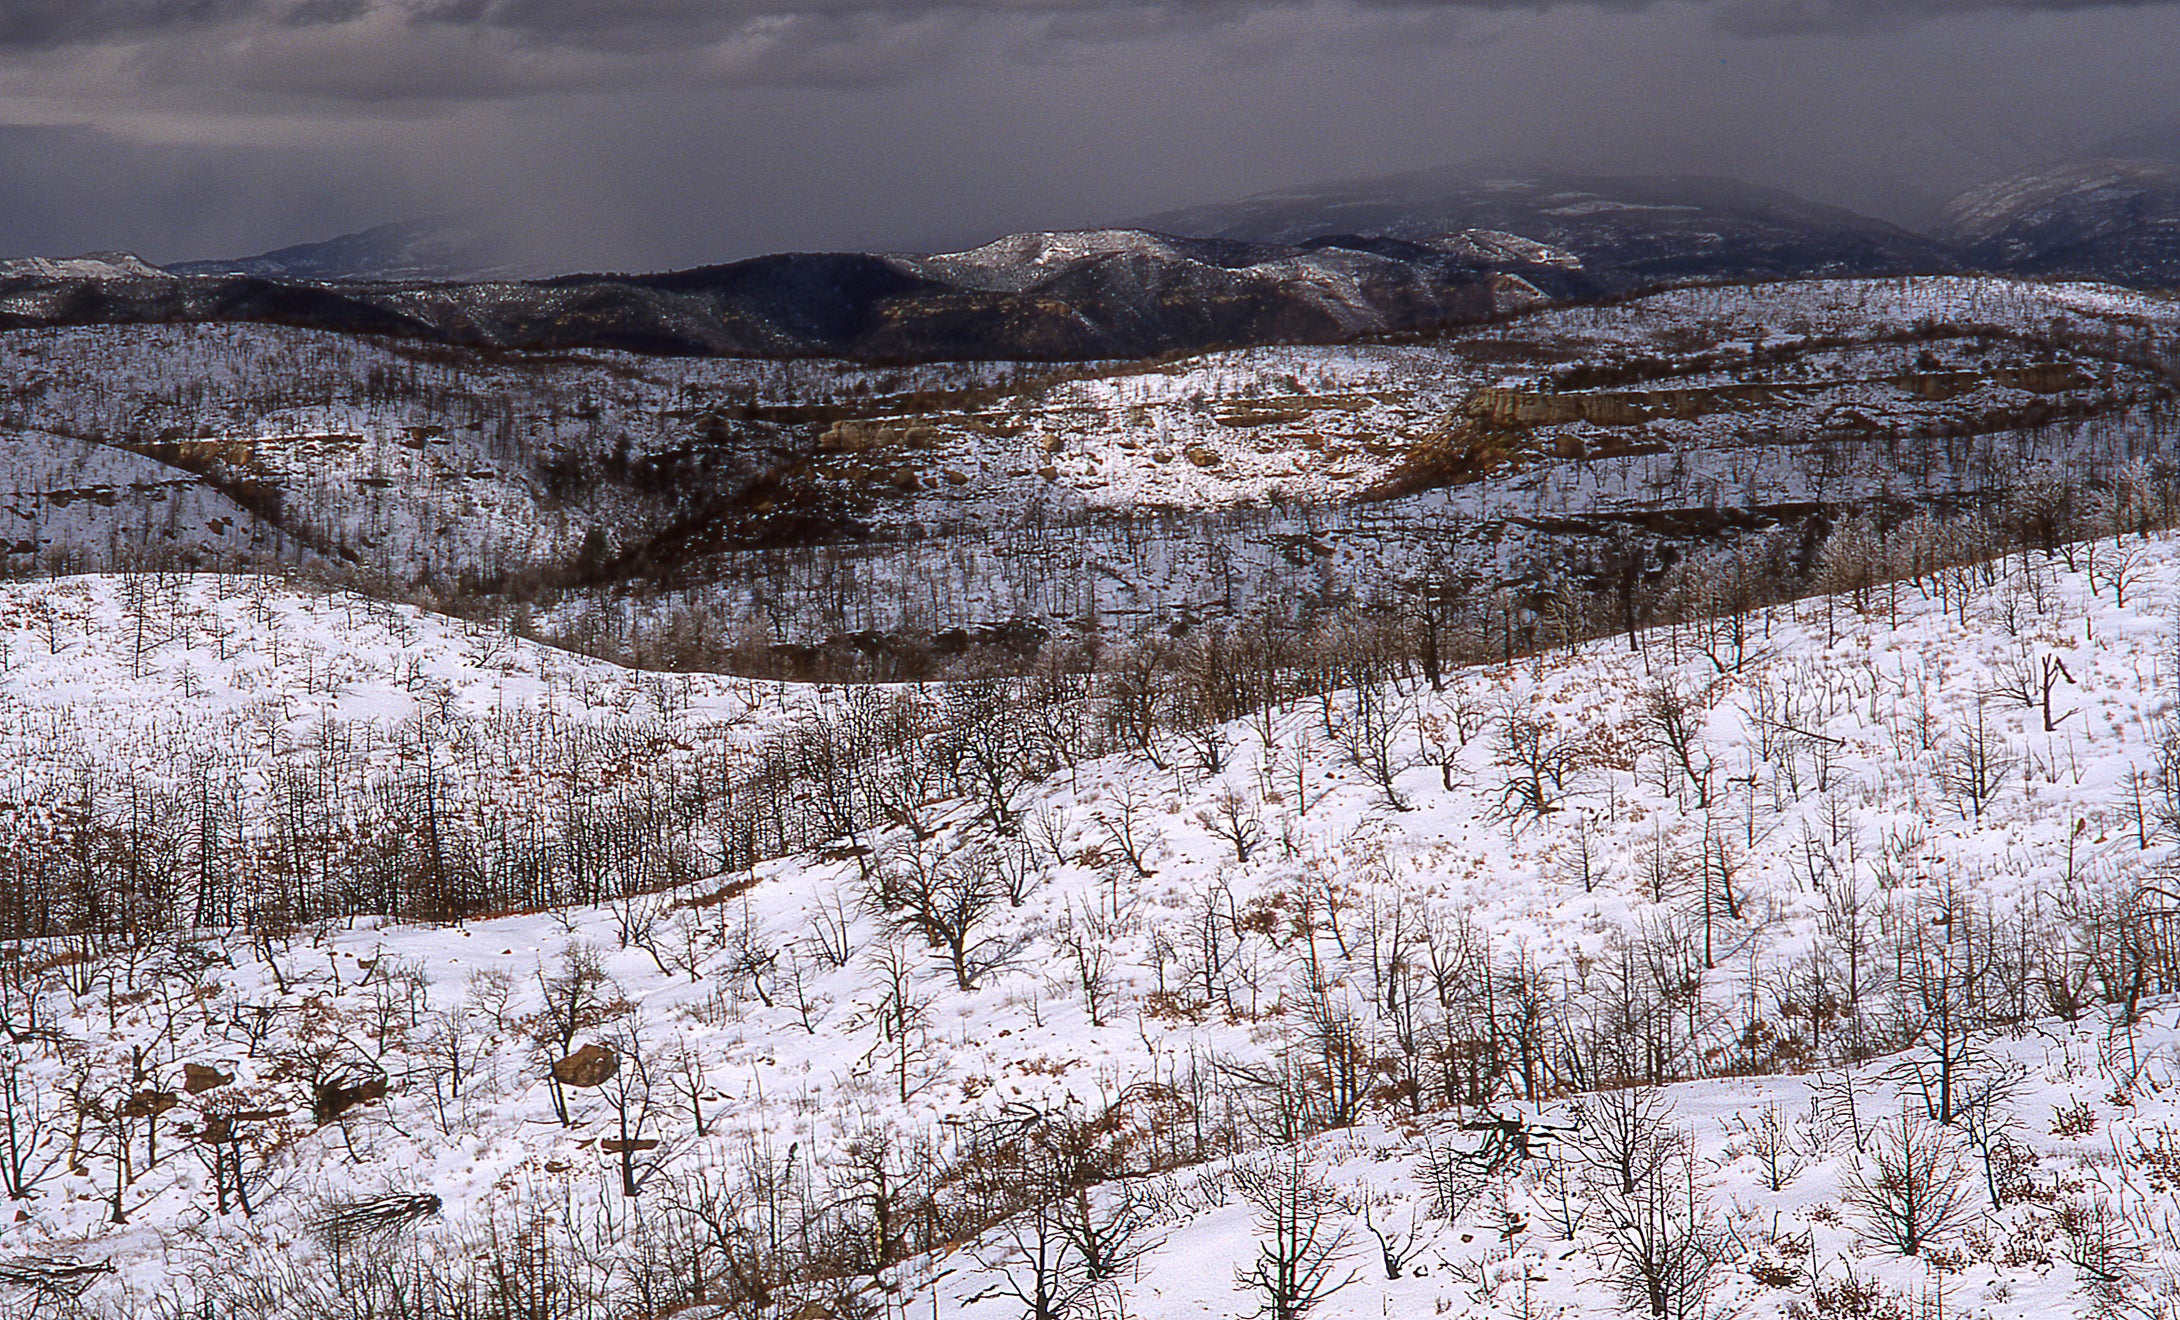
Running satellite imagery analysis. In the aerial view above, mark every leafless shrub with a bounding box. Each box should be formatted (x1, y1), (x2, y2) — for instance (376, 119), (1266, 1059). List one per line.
(1722, 1101), (1804, 1193)
(1591, 1148), (1732, 1320)
(1844, 1113), (1977, 1256)
(1054, 903), (1121, 1027)
(308, 1191), (444, 1247)
(2055, 1193), (2152, 1319)
(1572, 1087), (1679, 1199)
(1416, 1132), (1490, 1222)
(1353, 1197), (1434, 1279)
(1197, 786), (1265, 862)
(0, 1254), (113, 1307)
(1232, 1151), (1355, 1320)
(1787, 1267), (1939, 1320)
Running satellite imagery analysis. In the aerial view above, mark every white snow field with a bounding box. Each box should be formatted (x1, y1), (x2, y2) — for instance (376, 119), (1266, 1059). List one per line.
(6, 529), (2180, 1315)
(2, 275), (2173, 623)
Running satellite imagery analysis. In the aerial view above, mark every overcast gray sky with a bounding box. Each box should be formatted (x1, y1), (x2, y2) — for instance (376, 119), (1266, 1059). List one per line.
(2, 0), (2177, 270)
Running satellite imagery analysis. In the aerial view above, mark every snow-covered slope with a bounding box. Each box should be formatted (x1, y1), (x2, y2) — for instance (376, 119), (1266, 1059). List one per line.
(0, 322), (1027, 582)
(8, 524), (2180, 1314)
(0, 252), (170, 283)
(164, 220), (517, 283)
(1133, 168), (1955, 288)
(587, 274), (2179, 647)
(1937, 158), (2180, 287)
(0, 272), (2170, 680)
(2, 274), (2175, 654)
(3, 225), (1579, 363)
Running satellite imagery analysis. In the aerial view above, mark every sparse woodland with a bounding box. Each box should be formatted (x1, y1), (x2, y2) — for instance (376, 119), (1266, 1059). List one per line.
(4, 278), (2180, 1317)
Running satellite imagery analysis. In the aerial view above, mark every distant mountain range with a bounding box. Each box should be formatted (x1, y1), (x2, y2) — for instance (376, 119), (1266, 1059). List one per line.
(1130, 169), (1957, 290)
(0, 227), (1599, 361)
(161, 219), (517, 283)
(1934, 158), (2180, 287)
(0, 158), (2173, 363)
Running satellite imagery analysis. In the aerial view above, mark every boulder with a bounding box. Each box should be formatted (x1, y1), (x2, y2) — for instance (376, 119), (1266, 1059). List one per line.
(313, 1062), (390, 1123)
(183, 1063), (233, 1094)
(551, 1043), (619, 1089)
(119, 1089), (178, 1119)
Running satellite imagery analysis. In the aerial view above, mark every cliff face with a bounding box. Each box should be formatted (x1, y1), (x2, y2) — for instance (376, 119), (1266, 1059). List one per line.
(1936, 158), (2180, 287)
(1460, 364), (2090, 427)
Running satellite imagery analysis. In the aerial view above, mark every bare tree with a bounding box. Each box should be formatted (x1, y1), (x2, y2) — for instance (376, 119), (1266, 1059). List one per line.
(2056, 1193), (2152, 1319)
(1592, 1147), (1730, 1320)
(860, 940), (936, 1103)
(1354, 1198), (1434, 1279)
(1940, 704), (2015, 823)
(1054, 903), (1120, 1027)
(1981, 649), (2075, 732)
(2090, 536), (2149, 608)
(1091, 780), (1162, 879)
(1232, 1152), (1355, 1320)
(974, 1195), (1096, 1320)
(941, 683), (1043, 830)
(601, 1016), (668, 1198)
(1058, 1178), (1165, 1286)
(1722, 1102), (1802, 1193)
(1333, 686), (1413, 812)
(1844, 1112), (1977, 1256)
(1573, 1087), (1681, 1199)
(1641, 681), (1716, 809)
(1489, 706), (1591, 822)
(525, 944), (627, 1127)
(1198, 786), (1265, 863)
(867, 844), (1017, 991)
(0, 1046), (64, 1201)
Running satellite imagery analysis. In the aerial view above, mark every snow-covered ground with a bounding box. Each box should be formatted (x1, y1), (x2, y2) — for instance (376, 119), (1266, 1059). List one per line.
(4, 520), (2180, 1314)
(0, 321), (1039, 581)
(847, 275), (2180, 520)
(2, 276), (2174, 650)
(508, 276), (2180, 653)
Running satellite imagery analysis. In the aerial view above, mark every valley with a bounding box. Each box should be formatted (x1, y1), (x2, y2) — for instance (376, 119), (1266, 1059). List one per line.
(11, 0), (2180, 1311)
(2, 276), (2173, 673)
(3, 513), (2180, 1318)
(2, 199), (2180, 1319)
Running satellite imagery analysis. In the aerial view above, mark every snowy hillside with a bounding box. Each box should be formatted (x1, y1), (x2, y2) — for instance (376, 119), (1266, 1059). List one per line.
(0, 275), (2173, 655)
(0, 321), (1029, 583)
(565, 274), (2180, 652)
(8, 524), (2180, 1315)
(697, 276), (2180, 526)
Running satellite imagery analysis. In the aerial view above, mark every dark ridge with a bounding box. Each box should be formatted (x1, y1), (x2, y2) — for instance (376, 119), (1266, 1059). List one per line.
(0, 164), (2174, 364)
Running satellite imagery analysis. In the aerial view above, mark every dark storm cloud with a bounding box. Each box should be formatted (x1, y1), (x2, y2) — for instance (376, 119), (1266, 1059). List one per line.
(1709, 0), (2180, 32)
(0, 0), (2178, 273)
(0, 0), (350, 48)
(0, 124), (398, 254)
(5, 0), (2179, 58)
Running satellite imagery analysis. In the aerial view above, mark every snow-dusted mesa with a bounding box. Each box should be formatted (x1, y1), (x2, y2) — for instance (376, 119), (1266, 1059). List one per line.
(0, 252), (172, 284)
(0, 273), (2173, 663)
(6, 520), (2180, 1316)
